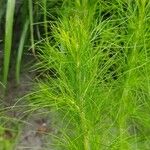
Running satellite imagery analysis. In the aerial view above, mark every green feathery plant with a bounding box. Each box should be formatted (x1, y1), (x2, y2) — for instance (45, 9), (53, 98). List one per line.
(30, 0), (114, 149)
(29, 0), (150, 149)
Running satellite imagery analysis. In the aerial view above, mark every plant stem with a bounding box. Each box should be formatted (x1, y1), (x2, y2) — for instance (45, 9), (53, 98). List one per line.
(43, 0), (48, 42)
(28, 0), (35, 56)
(80, 110), (90, 150)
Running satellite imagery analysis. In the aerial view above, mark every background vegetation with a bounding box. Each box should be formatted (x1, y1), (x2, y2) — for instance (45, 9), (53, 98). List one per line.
(1, 0), (150, 150)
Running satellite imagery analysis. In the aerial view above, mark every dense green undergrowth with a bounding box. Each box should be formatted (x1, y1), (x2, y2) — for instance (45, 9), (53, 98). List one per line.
(1, 0), (150, 149)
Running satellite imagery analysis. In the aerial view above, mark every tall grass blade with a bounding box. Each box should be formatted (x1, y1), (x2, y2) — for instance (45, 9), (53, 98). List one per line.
(3, 0), (16, 86)
(43, 0), (48, 41)
(16, 19), (29, 84)
(28, 0), (35, 56)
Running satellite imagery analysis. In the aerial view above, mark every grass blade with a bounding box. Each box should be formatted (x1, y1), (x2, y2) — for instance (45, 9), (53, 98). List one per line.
(15, 19), (29, 84)
(28, 0), (35, 56)
(3, 0), (16, 86)
(43, 0), (48, 41)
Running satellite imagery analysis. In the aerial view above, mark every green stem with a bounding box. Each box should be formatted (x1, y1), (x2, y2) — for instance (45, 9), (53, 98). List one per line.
(43, 0), (48, 42)
(28, 0), (35, 56)
(79, 109), (90, 150)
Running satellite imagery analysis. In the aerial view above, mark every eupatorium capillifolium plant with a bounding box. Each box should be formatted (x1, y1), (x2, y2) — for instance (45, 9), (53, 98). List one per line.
(30, 0), (150, 149)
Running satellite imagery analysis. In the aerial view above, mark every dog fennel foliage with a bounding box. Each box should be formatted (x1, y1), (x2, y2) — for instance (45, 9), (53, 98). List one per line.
(30, 0), (150, 149)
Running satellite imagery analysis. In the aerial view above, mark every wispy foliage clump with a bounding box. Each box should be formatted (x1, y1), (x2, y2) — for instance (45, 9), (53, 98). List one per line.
(30, 0), (150, 149)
